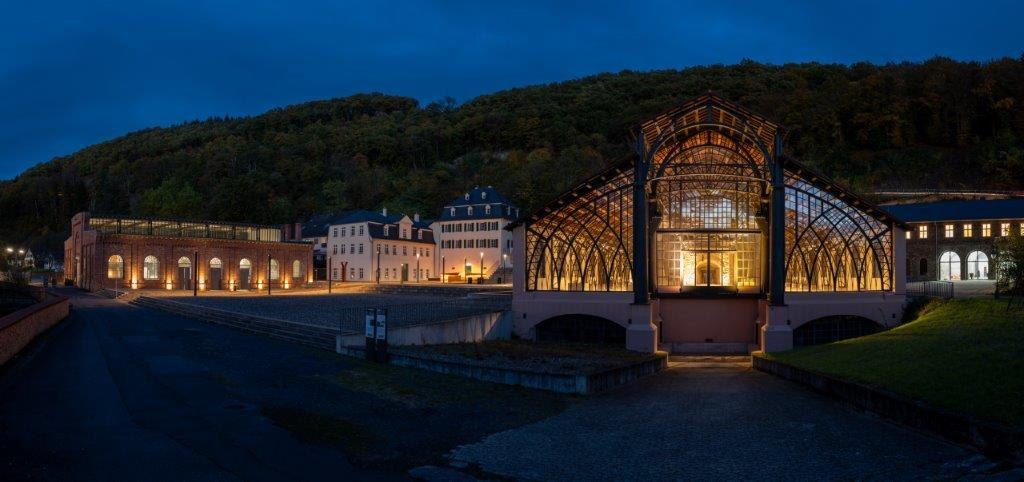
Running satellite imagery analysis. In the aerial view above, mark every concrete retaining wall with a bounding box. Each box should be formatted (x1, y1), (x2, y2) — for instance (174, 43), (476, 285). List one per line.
(0, 293), (70, 366)
(336, 344), (667, 395)
(753, 356), (1023, 463)
(338, 311), (512, 347)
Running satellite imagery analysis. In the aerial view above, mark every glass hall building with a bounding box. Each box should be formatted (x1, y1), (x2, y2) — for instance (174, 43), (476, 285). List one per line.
(508, 95), (908, 353)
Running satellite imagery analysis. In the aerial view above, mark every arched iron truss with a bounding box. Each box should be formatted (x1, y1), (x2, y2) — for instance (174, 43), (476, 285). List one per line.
(783, 169), (893, 291)
(524, 165), (635, 291)
(520, 94), (896, 294)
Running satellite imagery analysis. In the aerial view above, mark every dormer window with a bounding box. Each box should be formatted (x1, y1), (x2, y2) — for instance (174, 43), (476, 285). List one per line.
(383, 225), (389, 236)
(418, 230), (423, 240)
(482, 191), (487, 200)
(485, 205), (491, 215)
(464, 193), (470, 200)
(468, 206), (474, 215)
(450, 207), (455, 216)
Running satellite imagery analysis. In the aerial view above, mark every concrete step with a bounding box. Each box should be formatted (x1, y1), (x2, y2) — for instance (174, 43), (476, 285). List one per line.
(659, 342), (754, 355)
(668, 354), (752, 368)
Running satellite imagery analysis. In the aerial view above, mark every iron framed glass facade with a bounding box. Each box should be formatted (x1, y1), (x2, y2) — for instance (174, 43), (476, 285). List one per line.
(522, 94), (898, 297)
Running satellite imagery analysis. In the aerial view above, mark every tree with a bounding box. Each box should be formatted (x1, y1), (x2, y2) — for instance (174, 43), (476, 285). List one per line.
(136, 178), (204, 218)
(994, 233), (1024, 306)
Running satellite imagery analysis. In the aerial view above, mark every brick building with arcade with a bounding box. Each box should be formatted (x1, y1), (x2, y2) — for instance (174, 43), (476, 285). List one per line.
(64, 212), (312, 292)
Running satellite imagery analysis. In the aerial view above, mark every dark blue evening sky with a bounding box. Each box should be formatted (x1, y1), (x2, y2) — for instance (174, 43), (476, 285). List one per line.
(1, 0), (1021, 179)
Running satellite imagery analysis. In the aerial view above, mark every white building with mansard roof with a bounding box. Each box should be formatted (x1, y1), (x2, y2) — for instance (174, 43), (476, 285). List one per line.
(326, 208), (436, 283)
(431, 186), (519, 283)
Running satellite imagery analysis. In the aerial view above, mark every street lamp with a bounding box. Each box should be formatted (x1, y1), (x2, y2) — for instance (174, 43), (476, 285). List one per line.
(480, 251), (484, 282)
(441, 255), (445, 284)
(376, 245), (381, 284)
(416, 253), (420, 283)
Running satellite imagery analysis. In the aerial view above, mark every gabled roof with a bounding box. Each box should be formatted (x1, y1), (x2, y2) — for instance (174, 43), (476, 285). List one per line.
(638, 92), (780, 158)
(302, 212), (351, 237)
(509, 94), (903, 230)
(444, 186), (515, 208)
(366, 223), (435, 245)
(882, 199), (1024, 223)
(440, 186), (519, 221)
(335, 209), (400, 225)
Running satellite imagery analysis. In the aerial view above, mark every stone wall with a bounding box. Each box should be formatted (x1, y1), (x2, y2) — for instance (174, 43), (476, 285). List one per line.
(338, 310), (511, 347)
(0, 294), (70, 366)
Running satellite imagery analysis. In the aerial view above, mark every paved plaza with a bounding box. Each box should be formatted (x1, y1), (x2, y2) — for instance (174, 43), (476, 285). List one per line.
(449, 366), (987, 480)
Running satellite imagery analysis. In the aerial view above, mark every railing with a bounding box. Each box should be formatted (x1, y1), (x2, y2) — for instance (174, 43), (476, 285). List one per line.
(906, 281), (954, 299)
(338, 295), (511, 333)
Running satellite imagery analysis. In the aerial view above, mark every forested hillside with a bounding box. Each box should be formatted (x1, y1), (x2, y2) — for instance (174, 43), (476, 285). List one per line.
(2, 57), (1023, 257)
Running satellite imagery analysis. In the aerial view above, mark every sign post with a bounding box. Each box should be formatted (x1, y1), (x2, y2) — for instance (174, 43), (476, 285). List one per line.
(374, 308), (388, 362)
(364, 308), (377, 361)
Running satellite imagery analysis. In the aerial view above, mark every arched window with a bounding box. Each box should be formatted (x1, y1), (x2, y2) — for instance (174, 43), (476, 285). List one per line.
(239, 258), (252, 269)
(178, 256), (191, 268)
(966, 251), (989, 280)
(292, 260), (302, 278)
(938, 252), (960, 281)
(270, 259), (280, 280)
(143, 256), (160, 280)
(107, 255), (124, 279)
(918, 258), (928, 277)
(209, 257), (223, 269)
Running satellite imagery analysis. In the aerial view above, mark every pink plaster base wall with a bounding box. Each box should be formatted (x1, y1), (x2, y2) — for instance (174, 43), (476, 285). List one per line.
(654, 298), (759, 344)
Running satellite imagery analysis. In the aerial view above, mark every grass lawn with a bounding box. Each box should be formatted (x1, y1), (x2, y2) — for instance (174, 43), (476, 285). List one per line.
(765, 298), (1024, 427)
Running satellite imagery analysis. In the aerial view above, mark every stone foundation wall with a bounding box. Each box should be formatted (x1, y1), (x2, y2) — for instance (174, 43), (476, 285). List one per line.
(0, 294), (70, 366)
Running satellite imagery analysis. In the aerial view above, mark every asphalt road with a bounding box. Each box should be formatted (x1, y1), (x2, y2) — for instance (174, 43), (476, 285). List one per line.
(0, 290), (400, 481)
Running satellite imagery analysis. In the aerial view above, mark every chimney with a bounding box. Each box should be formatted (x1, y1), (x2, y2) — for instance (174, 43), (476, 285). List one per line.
(382, 207), (388, 217)
(414, 213), (420, 223)
(294, 222), (302, 240)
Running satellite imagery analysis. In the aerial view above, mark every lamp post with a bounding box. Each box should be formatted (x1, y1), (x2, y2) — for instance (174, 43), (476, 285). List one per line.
(327, 256), (332, 293)
(464, 257), (468, 281)
(441, 255), (445, 283)
(376, 245), (381, 284)
(193, 250), (198, 297)
(480, 251), (484, 281)
(416, 253), (420, 283)
(267, 254), (272, 295)
(400, 263), (405, 284)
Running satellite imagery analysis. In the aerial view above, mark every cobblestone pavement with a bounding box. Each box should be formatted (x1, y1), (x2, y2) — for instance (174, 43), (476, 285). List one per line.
(449, 365), (989, 481)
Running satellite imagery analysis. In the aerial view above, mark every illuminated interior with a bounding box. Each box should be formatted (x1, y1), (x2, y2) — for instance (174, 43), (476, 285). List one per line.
(523, 94), (895, 295)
